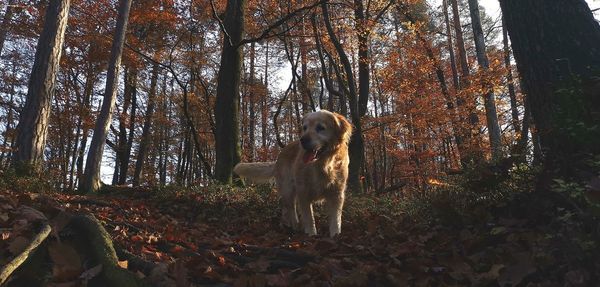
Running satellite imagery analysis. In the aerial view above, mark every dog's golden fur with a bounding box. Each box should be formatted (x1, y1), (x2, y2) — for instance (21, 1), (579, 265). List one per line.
(234, 110), (352, 237)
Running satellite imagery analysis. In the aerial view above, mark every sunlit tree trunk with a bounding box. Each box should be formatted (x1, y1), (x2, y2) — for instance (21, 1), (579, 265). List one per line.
(12, 0), (71, 175)
(322, 1), (365, 192)
(500, 0), (600, 168)
(80, 0), (132, 193)
(214, 0), (245, 183)
(468, 0), (502, 160)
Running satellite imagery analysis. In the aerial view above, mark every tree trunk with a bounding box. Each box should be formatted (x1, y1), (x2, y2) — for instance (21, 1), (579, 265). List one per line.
(322, 1), (364, 193)
(261, 42), (269, 149)
(499, 0), (600, 167)
(449, 0), (480, 165)
(0, 0), (16, 57)
(248, 42), (256, 161)
(132, 63), (159, 186)
(80, 0), (132, 193)
(12, 0), (71, 175)
(113, 68), (137, 185)
(443, 0), (459, 90)
(502, 17), (520, 134)
(468, 0), (502, 161)
(214, 0), (245, 183)
(450, 0), (470, 83)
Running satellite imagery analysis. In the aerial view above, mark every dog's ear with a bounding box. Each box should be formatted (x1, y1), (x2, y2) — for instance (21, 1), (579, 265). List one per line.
(333, 112), (353, 144)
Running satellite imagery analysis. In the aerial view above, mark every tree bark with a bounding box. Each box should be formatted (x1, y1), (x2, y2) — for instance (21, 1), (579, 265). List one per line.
(80, 0), (133, 193)
(12, 0), (71, 175)
(502, 17), (520, 134)
(468, 0), (502, 161)
(450, 0), (470, 83)
(248, 42), (256, 161)
(449, 0), (481, 166)
(0, 0), (16, 57)
(115, 68), (137, 185)
(499, 0), (600, 166)
(132, 63), (159, 186)
(443, 0), (459, 90)
(214, 0), (245, 183)
(322, 2), (365, 193)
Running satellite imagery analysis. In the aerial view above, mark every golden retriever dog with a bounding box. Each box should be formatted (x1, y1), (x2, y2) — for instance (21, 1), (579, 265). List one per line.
(234, 110), (352, 237)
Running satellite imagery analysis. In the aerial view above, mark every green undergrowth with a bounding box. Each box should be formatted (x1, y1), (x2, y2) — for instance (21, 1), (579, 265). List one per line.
(122, 162), (543, 231)
(2, 159), (597, 234)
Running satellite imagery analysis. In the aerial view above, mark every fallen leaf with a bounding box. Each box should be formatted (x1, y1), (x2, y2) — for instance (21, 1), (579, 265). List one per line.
(217, 255), (226, 266)
(131, 235), (144, 242)
(118, 260), (129, 269)
(48, 241), (83, 281)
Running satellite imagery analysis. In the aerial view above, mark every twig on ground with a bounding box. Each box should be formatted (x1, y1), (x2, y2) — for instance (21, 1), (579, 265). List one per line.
(0, 223), (51, 285)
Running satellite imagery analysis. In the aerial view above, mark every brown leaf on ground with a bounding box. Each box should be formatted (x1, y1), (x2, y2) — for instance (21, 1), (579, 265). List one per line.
(48, 241), (83, 282)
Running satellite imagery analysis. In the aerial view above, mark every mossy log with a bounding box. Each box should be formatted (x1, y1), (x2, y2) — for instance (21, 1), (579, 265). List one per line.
(68, 214), (142, 286)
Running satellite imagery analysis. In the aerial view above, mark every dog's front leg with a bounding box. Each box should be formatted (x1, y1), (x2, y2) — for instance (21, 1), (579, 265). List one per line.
(325, 194), (344, 237)
(298, 198), (317, 236)
(280, 196), (300, 230)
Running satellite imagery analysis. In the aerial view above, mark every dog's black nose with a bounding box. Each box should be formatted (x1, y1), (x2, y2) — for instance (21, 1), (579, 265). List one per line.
(300, 136), (312, 150)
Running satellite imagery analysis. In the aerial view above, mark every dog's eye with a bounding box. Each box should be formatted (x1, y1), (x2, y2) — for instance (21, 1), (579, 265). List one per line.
(316, 124), (325, 132)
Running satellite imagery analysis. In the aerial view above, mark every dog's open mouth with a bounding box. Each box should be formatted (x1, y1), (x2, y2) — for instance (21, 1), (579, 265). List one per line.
(303, 147), (323, 164)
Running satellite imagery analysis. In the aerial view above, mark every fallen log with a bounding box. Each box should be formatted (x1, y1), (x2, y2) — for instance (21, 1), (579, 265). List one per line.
(68, 214), (142, 286)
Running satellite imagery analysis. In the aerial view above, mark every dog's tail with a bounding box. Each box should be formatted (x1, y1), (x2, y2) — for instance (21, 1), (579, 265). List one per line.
(233, 162), (275, 184)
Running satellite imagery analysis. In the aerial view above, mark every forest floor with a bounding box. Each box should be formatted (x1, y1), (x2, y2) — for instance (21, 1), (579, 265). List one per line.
(1, 173), (599, 286)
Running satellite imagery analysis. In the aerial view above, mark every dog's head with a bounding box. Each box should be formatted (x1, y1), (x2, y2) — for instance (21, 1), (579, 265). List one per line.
(300, 110), (352, 164)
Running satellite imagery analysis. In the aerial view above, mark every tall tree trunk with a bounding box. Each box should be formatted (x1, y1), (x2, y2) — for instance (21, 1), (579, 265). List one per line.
(248, 42), (256, 161)
(502, 16), (520, 134)
(399, 3), (463, 168)
(261, 42), (269, 149)
(449, 0), (480, 165)
(75, 68), (95, 187)
(468, 0), (502, 160)
(133, 63), (159, 186)
(443, 0), (459, 90)
(500, 0), (600, 168)
(80, 0), (132, 193)
(116, 68), (137, 185)
(12, 0), (71, 175)
(322, 2), (364, 193)
(0, 0), (16, 57)
(214, 0), (245, 183)
(450, 0), (470, 83)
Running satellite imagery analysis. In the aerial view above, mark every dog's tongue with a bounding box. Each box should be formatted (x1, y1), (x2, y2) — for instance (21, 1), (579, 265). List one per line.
(303, 150), (318, 164)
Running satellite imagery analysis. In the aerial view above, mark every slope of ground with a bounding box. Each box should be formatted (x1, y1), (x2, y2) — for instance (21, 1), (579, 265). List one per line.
(1, 175), (599, 286)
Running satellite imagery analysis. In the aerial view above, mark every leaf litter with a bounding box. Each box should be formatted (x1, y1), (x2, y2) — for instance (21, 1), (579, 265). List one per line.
(1, 185), (599, 286)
